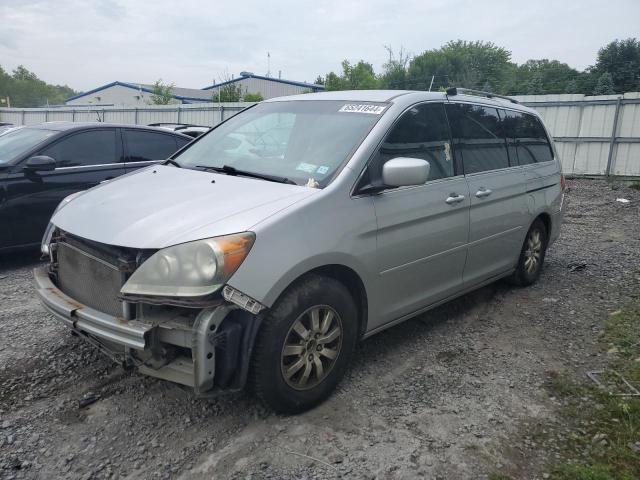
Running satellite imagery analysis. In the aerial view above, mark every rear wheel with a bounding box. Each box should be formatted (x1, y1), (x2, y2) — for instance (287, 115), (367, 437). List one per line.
(249, 275), (358, 413)
(509, 218), (548, 286)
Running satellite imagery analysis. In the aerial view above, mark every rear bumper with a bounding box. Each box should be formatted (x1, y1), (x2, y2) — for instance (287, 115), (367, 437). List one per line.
(34, 266), (152, 350)
(549, 193), (566, 245)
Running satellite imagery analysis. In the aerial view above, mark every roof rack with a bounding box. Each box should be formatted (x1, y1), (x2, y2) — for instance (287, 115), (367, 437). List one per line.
(148, 122), (198, 127)
(446, 87), (519, 104)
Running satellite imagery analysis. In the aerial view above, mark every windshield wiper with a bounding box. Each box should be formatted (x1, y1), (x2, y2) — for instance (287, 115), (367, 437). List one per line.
(195, 164), (296, 185)
(163, 159), (182, 168)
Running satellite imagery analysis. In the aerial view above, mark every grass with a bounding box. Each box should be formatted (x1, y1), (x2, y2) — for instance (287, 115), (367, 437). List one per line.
(544, 295), (640, 480)
(629, 182), (640, 191)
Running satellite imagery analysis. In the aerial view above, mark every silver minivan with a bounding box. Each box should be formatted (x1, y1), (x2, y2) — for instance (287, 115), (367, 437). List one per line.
(35, 89), (565, 412)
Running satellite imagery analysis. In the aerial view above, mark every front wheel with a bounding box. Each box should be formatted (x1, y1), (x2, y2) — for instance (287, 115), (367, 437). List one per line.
(249, 275), (358, 413)
(509, 218), (548, 286)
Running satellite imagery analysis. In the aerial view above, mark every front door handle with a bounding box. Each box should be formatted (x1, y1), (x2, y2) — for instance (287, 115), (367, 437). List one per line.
(445, 194), (465, 205)
(475, 188), (492, 198)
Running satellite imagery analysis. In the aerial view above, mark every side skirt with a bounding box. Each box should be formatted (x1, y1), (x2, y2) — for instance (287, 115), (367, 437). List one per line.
(362, 269), (514, 340)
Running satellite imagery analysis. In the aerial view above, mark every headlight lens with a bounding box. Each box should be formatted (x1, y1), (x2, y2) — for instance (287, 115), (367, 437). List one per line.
(120, 232), (255, 297)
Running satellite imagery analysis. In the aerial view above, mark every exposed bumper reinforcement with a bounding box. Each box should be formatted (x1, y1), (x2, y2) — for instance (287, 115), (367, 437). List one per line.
(34, 266), (152, 350)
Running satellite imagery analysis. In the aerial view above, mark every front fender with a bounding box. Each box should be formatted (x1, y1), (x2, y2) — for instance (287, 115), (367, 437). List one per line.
(228, 251), (374, 309)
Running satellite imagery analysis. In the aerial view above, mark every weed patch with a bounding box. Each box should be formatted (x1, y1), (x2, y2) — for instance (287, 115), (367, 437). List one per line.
(543, 299), (640, 479)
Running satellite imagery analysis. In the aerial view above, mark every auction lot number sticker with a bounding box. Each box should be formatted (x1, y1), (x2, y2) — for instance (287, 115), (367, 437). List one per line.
(339, 104), (386, 114)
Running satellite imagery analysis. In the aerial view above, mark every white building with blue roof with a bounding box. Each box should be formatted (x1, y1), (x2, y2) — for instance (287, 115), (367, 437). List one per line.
(203, 72), (324, 100)
(65, 73), (325, 106)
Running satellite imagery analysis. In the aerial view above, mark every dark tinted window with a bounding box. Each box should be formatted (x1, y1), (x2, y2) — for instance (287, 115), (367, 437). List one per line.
(175, 136), (192, 146)
(501, 110), (553, 165)
(41, 130), (117, 167)
(124, 130), (179, 162)
(0, 127), (58, 164)
(368, 103), (454, 183)
(445, 103), (510, 174)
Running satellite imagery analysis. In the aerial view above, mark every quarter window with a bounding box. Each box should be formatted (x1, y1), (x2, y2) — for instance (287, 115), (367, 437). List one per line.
(124, 130), (180, 162)
(501, 110), (553, 165)
(40, 130), (117, 167)
(445, 104), (510, 174)
(368, 103), (454, 184)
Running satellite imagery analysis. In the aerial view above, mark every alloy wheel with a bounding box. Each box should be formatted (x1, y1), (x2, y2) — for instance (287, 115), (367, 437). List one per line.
(524, 229), (543, 273)
(280, 305), (343, 390)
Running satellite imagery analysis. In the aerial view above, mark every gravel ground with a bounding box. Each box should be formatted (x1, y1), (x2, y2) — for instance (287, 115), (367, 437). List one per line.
(1, 179), (639, 480)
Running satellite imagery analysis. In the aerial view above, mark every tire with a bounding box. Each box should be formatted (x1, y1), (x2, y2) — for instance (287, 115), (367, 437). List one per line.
(509, 218), (548, 286)
(249, 274), (358, 413)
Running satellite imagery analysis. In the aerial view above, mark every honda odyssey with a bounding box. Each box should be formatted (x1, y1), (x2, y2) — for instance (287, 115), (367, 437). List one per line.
(34, 89), (565, 412)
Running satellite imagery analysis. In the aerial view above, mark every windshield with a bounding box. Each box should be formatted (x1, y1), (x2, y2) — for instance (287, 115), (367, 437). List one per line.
(0, 127), (57, 164)
(175, 100), (388, 187)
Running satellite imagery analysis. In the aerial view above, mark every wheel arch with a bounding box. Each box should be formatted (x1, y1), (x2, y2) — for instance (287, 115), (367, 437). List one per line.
(535, 211), (552, 241)
(268, 263), (369, 339)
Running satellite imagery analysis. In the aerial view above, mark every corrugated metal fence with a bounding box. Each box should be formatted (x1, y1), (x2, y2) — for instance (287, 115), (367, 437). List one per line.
(0, 103), (254, 129)
(516, 92), (640, 177)
(1, 93), (639, 177)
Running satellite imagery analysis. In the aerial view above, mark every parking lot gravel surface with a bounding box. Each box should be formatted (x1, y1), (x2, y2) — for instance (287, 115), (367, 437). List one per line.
(1, 179), (639, 480)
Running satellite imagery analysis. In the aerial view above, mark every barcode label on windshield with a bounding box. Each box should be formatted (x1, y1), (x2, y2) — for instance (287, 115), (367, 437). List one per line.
(339, 104), (386, 114)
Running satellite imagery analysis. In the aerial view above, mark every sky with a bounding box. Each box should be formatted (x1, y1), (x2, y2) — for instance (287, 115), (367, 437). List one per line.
(0, 0), (638, 92)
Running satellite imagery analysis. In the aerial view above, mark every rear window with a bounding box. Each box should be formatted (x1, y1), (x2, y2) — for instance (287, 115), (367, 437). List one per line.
(0, 127), (57, 164)
(501, 110), (554, 165)
(124, 130), (180, 162)
(445, 103), (510, 174)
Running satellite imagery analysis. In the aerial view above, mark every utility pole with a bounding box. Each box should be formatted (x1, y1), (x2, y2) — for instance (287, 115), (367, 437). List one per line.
(428, 75), (435, 92)
(267, 52), (271, 77)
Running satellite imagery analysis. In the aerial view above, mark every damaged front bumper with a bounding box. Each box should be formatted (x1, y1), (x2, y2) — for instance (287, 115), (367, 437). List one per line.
(34, 266), (264, 395)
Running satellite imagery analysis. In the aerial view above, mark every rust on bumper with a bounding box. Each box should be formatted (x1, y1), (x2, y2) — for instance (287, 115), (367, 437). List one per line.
(33, 266), (152, 350)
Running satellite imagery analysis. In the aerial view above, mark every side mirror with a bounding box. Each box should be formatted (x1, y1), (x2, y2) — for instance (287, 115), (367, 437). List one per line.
(25, 156), (56, 172)
(382, 157), (430, 187)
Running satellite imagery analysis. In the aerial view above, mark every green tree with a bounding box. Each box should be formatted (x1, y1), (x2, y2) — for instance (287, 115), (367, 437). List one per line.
(510, 59), (580, 95)
(564, 79), (578, 94)
(592, 38), (640, 93)
(323, 60), (379, 91)
(407, 40), (512, 91)
(524, 73), (545, 95)
(592, 72), (616, 95)
(379, 46), (410, 89)
(149, 79), (174, 105)
(243, 92), (263, 102)
(0, 64), (77, 107)
(212, 82), (243, 102)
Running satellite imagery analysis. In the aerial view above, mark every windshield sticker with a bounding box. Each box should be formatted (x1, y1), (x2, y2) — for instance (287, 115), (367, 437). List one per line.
(316, 166), (329, 175)
(339, 104), (386, 115)
(296, 162), (317, 173)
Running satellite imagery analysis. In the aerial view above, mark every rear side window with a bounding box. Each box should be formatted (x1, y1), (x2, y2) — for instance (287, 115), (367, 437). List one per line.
(124, 130), (179, 162)
(501, 110), (553, 165)
(368, 103), (454, 183)
(445, 103), (510, 174)
(175, 136), (191, 148)
(40, 130), (117, 167)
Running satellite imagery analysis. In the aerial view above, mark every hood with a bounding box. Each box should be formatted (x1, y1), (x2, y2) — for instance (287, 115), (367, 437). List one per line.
(52, 165), (316, 249)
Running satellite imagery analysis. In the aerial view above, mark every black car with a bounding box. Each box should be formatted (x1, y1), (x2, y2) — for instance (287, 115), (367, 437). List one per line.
(0, 122), (191, 251)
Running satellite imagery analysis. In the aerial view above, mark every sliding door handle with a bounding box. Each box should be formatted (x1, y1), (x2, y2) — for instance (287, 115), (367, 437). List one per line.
(445, 194), (465, 205)
(475, 188), (492, 198)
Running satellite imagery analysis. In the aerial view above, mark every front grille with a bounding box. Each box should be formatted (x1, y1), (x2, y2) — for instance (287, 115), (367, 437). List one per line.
(56, 241), (125, 317)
